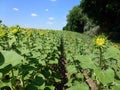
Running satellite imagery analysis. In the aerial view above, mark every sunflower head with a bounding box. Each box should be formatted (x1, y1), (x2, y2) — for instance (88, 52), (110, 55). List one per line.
(0, 28), (6, 38)
(9, 26), (19, 34)
(95, 35), (106, 47)
(114, 44), (118, 48)
(12, 29), (18, 34)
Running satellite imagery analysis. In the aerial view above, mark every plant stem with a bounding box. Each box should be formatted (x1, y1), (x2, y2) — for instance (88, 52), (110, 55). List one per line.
(11, 69), (14, 77)
(11, 69), (15, 90)
(21, 75), (25, 89)
(99, 47), (102, 67)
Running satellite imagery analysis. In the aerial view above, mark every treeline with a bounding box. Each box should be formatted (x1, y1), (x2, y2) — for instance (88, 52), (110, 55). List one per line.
(63, 0), (120, 40)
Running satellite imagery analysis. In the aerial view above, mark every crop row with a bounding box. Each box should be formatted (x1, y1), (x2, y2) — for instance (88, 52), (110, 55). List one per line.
(0, 25), (120, 90)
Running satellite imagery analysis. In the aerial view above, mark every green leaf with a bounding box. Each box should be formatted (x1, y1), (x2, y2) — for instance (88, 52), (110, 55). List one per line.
(0, 50), (23, 68)
(42, 69), (51, 78)
(44, 86), (55, 90)
(32, 74), (45, 87)
(111, 85), (120, 90)
(76, 73), (83, 79)
(95, 68), (114, 85)
(0, 80), (11, 89)
(104, 46), (120, 60)
(0, 86), (11, 90)
(67, 83), (89, 90)
(65, 78), (73, 87)
(77, 55), (96, 69)
(66, 65), (77, 75)
(0, 52), (4, 66)
(18, 47), (30, 55)
(38, 58), (46, 66)
(0, 64), (12, 74)
(116, 71), (120, 79)
(48, 59), (58, 64)
(52, 72), (61, 82)
(25, 84), (38, 90)
(8, 36), (16, 47)
(54, 77), (61, 82)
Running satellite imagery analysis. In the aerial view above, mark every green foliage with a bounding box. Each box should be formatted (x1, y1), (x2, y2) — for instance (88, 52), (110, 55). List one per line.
(0, 52), (4, 66)
(0, 26), (62, 89)
(95, 68), (114, 85)
(0, 50), (23, 68)
(67, 83), (89, 90)
(80, 0), (120, 33)
(0, 20), (2, 25)
(63, 32), (120, 90)
(0, 24), (120, 90)
(63, 6), (88, 33)
(63, 4), (97, 35)
(64, 0), (120, 39)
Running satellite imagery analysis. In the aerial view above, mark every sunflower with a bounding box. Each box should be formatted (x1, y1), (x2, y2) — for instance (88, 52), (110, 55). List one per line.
(114, 44), (118, 48)
(11, 29), (18, 34)
(0, 29), (6, 38)
(95, 35), (106, 47)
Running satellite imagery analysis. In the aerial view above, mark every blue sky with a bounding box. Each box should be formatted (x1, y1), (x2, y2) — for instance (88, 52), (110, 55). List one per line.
(0, 0), (80, 30)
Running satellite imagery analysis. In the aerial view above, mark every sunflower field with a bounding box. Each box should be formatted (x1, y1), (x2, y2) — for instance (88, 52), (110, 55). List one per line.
(0, 25), (120, 90)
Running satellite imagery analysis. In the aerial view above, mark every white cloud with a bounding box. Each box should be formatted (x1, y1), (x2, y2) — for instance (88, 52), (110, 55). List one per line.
(50, 0), (56, 2)
(48, 17), (54, 21)
(31, 13), (38, 17)
(45, 9), (49, 12)
(13, 8), (19, 11)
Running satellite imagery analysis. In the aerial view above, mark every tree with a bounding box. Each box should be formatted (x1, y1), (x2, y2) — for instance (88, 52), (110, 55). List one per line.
(63, 6), (87, 33)
(0, 20), (2, 25)
(80, 0), (120, 34)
